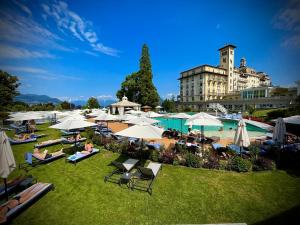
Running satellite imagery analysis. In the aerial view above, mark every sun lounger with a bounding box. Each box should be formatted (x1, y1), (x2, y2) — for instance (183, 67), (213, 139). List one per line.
(104, 158), (139, 183)
(0, 175), (37, 200)
(21, 151), (65, 168)
(131, 162), (162, 195)
(29, 133), (47, 139)
(228, 144), (249, 154)
(61, 130), (80, 136)
(34, 138), (63, 148)
(62, 137), (87, 144)
(0, 183), (54, 224)
(146, 142), (161, 150)
(66, 148), (100, 164)
(9, 137), (37, 145)
(212, 143), (224, 151)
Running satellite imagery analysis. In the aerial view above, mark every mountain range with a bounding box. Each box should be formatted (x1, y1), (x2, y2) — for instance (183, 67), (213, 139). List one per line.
(15, 94), (61, 104)
(15, 94), (116, 107)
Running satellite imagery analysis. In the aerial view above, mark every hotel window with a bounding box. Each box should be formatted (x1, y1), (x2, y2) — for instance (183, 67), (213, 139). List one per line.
(223, 57), (226, 63)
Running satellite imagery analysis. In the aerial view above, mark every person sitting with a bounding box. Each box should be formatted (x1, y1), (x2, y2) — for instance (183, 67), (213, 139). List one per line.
(14, 134), (30, 141)
(33, 148), (63, 160)
(67, 136), (75, 141)
(218, 127), (224, 132)
(81, 141), (94, 154)
(76, 133), (82, 141)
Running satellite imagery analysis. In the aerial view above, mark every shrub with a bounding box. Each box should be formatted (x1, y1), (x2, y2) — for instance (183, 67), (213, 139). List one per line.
(249, 144), (260, 161)
(85, 127), (94, 139)
(173, 159), (180, 166)
(105, 141), (122, 153)
(253, 157), (276, 171)
(203, 155), (219, 169)
(159, 151), (175, 164)
(150, 150), (160, 162)
(185, 152), (201, 168)
(174, 143), (187, 154)
(219, 160), (229, 170)
(229, 156), (252, 172)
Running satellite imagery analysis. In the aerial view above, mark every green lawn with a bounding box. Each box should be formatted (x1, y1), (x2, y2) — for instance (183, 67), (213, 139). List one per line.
(4, 123), (300, 225)
(252, 108), (285, 118)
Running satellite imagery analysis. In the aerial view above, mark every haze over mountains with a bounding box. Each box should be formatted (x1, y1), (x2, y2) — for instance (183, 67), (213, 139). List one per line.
(15, 94), (116, 107)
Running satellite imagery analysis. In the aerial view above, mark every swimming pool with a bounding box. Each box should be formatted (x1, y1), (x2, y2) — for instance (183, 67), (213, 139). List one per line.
(156, 117), (267, 139)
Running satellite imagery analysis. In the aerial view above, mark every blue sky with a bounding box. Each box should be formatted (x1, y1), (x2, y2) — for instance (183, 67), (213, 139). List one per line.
(0, 0), (299, 102)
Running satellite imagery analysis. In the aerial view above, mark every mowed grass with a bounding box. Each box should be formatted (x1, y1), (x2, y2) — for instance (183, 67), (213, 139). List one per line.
(5, 123), (300, 225)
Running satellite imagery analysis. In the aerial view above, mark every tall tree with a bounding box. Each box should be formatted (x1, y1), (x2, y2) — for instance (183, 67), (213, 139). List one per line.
(0, 70), (20, 110)
(87, 97), (100, 109)
(138, 44), (159, 107)
(116, 72), (140, 102)
(116, 44), (159, 107)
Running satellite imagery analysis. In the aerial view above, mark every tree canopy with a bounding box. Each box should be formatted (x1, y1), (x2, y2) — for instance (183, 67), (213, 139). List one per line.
(87, 97), (100, 109)
(116, 44), (159, 107)
(0, 70), (20, 110)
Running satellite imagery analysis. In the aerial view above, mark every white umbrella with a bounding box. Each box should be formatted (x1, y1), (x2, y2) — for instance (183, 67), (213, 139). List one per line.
(283, 115), (300, 125)
(50, 118), (96, 130)
(115, 122), (164, 139)
(145, 111), (164, 118)
(234, 119), (250, 155)
(118, 114), (137, 121)
(94, 113), (118, 127)
(0, 131), (16, 200)
(273, 117), (286, 144)
(169, 113), (192, 135)
(185, 112), (222, 139)
(7, 112), (45, 121)
(58, 115), (85, 122)
(125, 116), (159, 125)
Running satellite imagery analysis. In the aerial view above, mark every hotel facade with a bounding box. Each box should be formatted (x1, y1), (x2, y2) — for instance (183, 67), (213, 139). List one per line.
(178, 44), (296, 111)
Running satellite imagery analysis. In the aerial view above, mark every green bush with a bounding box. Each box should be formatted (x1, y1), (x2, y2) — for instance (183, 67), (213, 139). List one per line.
(229, 156), (252, 172)
(249, 144), (260, 161)
(266, 109), (288, 120)
(106, 141), (122, 153)
(219, 160), (229, 170)
(85, 127), (94, 139)
(185, 152), (202, 168)
(150, 150), (160, 162)
(253, 157), (276, 171)
(173, 159), (180, 166)
(174, 143), (187, 154)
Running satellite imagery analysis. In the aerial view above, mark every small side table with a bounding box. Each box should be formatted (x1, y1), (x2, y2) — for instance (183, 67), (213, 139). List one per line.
(119, 172), (132, 188)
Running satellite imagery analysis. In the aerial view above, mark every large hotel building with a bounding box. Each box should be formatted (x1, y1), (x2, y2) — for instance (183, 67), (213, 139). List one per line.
(178, 44), (296, 111)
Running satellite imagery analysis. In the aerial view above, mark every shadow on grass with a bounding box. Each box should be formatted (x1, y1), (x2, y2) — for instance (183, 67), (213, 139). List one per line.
(253, 204), (300, 225)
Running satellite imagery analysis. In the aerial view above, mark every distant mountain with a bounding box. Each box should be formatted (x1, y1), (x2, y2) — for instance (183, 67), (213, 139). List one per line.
(15, 94), (61, 105)
(71, 99), (116, 107)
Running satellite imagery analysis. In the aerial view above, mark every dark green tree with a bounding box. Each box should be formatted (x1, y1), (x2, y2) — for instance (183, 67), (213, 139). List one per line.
(0, 70), (20, 110)
(60, 101), (74, 110)
(138, 44), (159, 107)
(87, 97), (100, 109)
(116, 44), (159, 107)
(116, 72), (140, 102)
(162, 98), (176, 112)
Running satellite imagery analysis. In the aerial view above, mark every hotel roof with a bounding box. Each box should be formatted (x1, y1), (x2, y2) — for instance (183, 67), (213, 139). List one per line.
(218, 44), (237, 51)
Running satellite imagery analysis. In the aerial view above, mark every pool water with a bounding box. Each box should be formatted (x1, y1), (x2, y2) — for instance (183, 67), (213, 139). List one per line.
(156, 117), (267, 139)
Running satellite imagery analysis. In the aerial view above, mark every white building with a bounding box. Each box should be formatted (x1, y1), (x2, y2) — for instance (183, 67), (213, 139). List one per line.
(179, 44), (271, 110)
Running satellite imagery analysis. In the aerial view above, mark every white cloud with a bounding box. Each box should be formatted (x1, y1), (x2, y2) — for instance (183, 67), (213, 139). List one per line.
(0, 45), (56, 59)
(164, 93), (177, 99)
(41, 0), (119, 56)
(0, 9), (74, 52)
(12, 0), (32, 17)
(96, 95), (117, 100)
(273, 0), (300, 48)
(0, 65), (81, 81)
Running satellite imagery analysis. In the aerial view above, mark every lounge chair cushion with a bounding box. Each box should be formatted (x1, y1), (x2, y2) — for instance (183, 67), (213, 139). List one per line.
(67, 148), (99, 162)
(212, 143), (224, 150)
(122, 158), (139, 171)
(147, 162), (161, 177)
